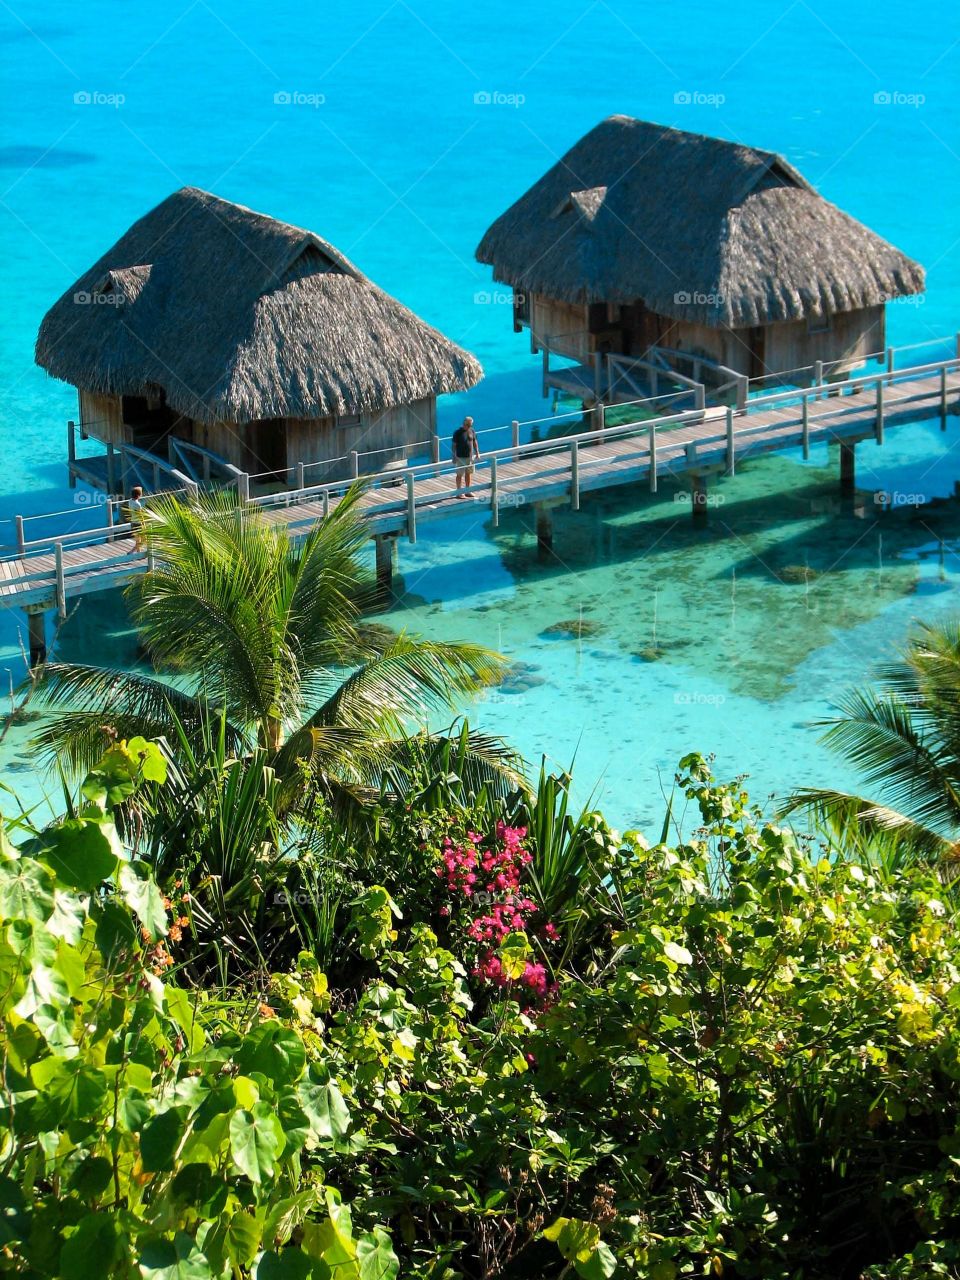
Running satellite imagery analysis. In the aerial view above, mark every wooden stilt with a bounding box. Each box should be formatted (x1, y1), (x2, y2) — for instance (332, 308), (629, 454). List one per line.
(374, 535), (397, 606)
(27, 610), (46, 667)
(840, 442), (856, 498)
(691, 474), (708, 525)
(535, 503), (553, 560)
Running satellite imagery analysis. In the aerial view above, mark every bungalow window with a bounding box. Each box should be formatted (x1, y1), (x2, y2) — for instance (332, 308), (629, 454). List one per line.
(807, 311), (832, 335)
(338, 413), (362, 429)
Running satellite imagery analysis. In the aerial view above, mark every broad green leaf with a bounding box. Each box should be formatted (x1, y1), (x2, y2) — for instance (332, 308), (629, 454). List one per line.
(29, 1058), (108, 1127)
(40, 820), (119, 892)
(119, 861), (167, 941)
(60, 1212), (123, 1280)
(242, 1021), (306, 1085)
(298, 1077), (351, 1142)
(229, 1103), (284, 1185)
(138, 1231), (214, 1280)
(254, 1251), (312, 1280)
(0, 857), (54, 921)
(164, 986), (206, 1054)
(140, 1107), (188, 1173)
(357, 1226), (400, 1280)
(225, 1210), (262, 1270)
(663, 940), (693, 966)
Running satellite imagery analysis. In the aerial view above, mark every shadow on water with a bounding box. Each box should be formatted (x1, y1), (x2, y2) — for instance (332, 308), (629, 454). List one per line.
(0, 146), (97, 169)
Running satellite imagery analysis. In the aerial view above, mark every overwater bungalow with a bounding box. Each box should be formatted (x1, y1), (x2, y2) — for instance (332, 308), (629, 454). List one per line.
(36, 187), (482, 488)
(476, 116), (925, 404)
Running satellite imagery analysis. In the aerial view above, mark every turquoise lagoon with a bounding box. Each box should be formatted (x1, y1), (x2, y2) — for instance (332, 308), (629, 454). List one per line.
(0, 0), (959, 828)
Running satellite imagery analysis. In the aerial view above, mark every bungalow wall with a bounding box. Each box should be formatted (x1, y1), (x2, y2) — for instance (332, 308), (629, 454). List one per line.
(76, 390), (438, 483)
(524, 292), (886, 385)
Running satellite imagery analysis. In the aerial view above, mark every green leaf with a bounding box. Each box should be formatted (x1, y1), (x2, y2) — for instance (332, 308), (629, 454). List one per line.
(298, 1077), (351, 1142)
(254, 1251), (312, 1280)
(140, 1107), (188, 1173)
(138, 1231), (214, 1280)
(30, 1057), (108, 1127)
(60, 1212), (122, 1280)
(225, 1210), (262, 1270)
(0, 1175), (27, 1248)
(164, 986), (206, 1054)
(229, 1103), (284, 1185)
(663, 940), (693, 966)
(0, 857), (54, 921)
(241, 1022), (306, 1085)
(40, 820), (119, 892)
(357, 1226), (400, 1280)
(119, 861), (167, 941)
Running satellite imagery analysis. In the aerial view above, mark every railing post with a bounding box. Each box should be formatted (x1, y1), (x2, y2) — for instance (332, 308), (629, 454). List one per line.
(649, 422), (658, 493)
(67, 421), (76, 489)
(570, 439), (580, 510)
(802, 393), (810, 460)
(511, 420), (520, 460)
(595, 402), (605, 443)
(941, 366), (948, 431)
(350, 450), (359, 479)
(490, 456), (499, 527)
(432, 434), (441, 465)
(695, 383), (705, 413)
(886, 345), (894, 372)
(406, 471), (416, 542)
(238, 472), (250, 503)
(725, 406), (735, 476)
(322, 489), (330, 519)
(203, 454), (211, 484)
(814, 360), (824, 400)
(106, 497), (115, 541)
(875, 379), (885, 444)
(296, 461), (305, 490)
(593, 350), (603, 401)
(15, 516), (25, 557)
(737, 375), (748, 410)
(54, 542), (66, 620)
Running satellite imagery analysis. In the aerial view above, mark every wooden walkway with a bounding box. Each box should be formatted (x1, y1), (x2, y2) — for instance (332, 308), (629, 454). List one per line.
(3, 357), (959, 617)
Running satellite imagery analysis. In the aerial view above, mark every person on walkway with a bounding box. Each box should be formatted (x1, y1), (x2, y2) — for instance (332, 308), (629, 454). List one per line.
(452, 417), (480, 498)
(125, 486), (146, 555)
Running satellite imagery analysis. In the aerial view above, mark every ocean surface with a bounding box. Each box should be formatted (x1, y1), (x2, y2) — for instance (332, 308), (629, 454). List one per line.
(1, 0), (959, 830)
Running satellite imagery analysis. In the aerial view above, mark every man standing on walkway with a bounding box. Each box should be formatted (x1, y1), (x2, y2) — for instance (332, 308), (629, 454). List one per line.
(452, 417), (480, 499)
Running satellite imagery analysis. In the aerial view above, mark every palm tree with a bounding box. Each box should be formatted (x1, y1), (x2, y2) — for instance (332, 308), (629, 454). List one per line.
(781, 618), (960, 865)
(29, 488), (519, 806)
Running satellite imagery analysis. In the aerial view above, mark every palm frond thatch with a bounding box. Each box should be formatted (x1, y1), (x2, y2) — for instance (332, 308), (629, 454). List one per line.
(36, 186), (482, 422)
(476, 115), (924, 328)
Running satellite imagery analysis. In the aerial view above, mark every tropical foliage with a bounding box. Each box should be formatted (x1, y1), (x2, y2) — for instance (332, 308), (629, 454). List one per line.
(783, 618), (960, 865)
(27, 489), (515, 806)
(2, 745), (959, 1279)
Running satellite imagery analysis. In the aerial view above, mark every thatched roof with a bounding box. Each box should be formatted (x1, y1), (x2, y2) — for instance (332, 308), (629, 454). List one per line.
(37, 187), (482, 424)
(476, 116), (924, 329)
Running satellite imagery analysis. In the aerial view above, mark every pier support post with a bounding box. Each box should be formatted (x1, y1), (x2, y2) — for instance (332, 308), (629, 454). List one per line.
(840, 442), (856, 498)
(26, 609), (47, 668)
(374, 534), (398, 606)
(535, 502), (554, 561)
(691, 473), (709, 525)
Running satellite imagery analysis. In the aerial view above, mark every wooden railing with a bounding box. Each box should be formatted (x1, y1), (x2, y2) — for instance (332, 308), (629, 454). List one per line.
(5, 353), (959, 612)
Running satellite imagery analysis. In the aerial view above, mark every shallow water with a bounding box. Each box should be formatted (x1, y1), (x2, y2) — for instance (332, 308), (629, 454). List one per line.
(1, 1), (959, 828)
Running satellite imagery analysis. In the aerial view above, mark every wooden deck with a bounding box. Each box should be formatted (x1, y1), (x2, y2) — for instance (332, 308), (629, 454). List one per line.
(4, 357), (959, 616)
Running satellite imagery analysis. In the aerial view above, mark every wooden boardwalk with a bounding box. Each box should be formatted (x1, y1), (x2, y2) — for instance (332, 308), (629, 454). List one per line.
(3, 357), (959, 619)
